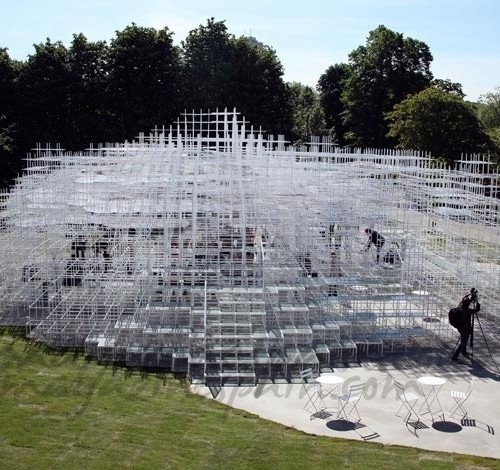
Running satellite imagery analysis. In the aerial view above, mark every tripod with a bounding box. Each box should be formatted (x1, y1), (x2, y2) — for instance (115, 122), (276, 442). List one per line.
(470, 300), (500, 375)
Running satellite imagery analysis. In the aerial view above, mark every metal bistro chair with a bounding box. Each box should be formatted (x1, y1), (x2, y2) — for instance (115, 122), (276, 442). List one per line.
(394, 380), (420, 429)
(450, 378), (475, 420)
(300, 368), (322, 417)
(337, 382), (365, 422)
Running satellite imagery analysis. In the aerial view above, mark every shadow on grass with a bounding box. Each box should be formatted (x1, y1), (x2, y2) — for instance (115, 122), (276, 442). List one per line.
(103, 362), (188, 387)
(42, 345), (86, 360)
(1, 327), (86, 361)
(2, 326), (188, 379)
(1, 326), (29, 343)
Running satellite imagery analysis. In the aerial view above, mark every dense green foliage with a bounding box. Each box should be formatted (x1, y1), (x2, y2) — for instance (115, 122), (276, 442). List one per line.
(341, 26), (433, 148)
(0, 19), (292, 188)
(320, 27), (434, 149)
(289, 82), (326, 141)
(387, 87), (494, 162)
(478, 88), (500, 130)
(68, 34), (113, 148)
(2, 329), (499, 469)
(181, 19), (292, 134)
(317, 25), (498, 164)
(0, 20), (499, 189)
(107, 24), (182, 142)
(0, 48), (21, 187)
(478, 88), (500, 149)
(317, 63), (349, 146)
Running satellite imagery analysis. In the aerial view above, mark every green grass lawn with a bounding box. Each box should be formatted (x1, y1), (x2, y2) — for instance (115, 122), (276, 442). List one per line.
(1, 328), (499, 470)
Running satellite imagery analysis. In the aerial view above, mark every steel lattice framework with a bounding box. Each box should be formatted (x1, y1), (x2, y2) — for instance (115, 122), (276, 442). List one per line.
(0, 109), (499, 385)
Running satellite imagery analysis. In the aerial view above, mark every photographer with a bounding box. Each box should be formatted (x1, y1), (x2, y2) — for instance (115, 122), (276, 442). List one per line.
(451, 290), (480, 361)
(364, 228), (385, 263)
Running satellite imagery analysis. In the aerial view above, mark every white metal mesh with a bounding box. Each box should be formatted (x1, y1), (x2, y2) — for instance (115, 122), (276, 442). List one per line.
(0, 108), (499, 384)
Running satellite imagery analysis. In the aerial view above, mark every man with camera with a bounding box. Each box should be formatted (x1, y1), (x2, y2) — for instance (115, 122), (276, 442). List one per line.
(364, 228), (385, 263)
(450, 289), (480, 361)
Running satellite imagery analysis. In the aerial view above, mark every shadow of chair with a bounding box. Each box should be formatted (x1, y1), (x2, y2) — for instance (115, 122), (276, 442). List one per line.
(337, 382), (365, 423)
(394, 379), (422, 434)
(450, 377), (475, 420)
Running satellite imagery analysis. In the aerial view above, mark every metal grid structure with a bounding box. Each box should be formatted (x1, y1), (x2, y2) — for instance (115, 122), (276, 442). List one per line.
(0, 109), (499, 385)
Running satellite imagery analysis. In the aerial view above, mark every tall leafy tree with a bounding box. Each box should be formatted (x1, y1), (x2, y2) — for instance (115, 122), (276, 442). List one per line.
(16, 39), (72, 148)
(317, 63), (350, 145)
(181, 18), (233, 110)
(0, 48), (17, 119)
(107, 23), (182, 141)
(181, 20), (292, 135)
(478, 88), (500, 152)
(289, 82), (325, 141)
(478, 88), (500, 129)
(67, 34), (111, 148)
(342, 25), (433, 147)
(0, 48), (20, 187)
(386, 87), (494, 164)
(431, 78), (464, 98)
(227, 36), (292, 135)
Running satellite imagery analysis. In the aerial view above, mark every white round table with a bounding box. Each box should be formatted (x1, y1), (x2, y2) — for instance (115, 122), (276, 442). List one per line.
(315, 374), (345, 386)
(417, 376), (446, 421)
(315, 374), (345, 410)
(418, 376), (446, 387)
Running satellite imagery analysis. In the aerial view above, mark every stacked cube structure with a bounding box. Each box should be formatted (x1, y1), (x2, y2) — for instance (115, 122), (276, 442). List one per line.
(0, 109), (499, 385)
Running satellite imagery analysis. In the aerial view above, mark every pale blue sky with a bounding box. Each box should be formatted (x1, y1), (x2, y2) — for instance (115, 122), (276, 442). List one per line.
(1, 0), (499, 101)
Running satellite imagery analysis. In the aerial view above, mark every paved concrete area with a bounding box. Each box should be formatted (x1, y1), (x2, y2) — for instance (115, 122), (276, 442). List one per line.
(192, 347), (500, 460)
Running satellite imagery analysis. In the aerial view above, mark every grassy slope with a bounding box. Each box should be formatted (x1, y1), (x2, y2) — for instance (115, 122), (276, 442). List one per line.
(0, 329), (498, 470)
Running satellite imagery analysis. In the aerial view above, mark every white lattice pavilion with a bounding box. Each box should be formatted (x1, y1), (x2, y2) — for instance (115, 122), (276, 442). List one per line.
(0, 109), (499, 385)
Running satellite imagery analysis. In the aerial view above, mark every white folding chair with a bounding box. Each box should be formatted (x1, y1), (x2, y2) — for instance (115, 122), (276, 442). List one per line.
(394, 380), (420, 426)
(450, 378), (475, 419)
(300, 368), (321, 417)
(337, 382), (365, 422)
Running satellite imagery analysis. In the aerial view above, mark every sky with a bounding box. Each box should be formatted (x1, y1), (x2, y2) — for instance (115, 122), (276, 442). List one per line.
(0, 0), (499, 101)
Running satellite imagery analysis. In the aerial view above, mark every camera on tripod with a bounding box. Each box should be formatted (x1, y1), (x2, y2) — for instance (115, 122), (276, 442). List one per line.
(468, 288), (478, 303)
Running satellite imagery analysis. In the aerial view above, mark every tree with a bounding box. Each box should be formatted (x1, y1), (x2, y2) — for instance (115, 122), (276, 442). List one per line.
(227, 36), (292, 135)
(67, 33), (111, 148)
(317, 63), (350, 145)
(181, 18), (234, 110)
(107, 23), (182, 141)
(342, 25), (433, 147)
(181, 20), (292, 135)
(477, 88), (500, 153)
(478, 87), (500, 130)
(387, 87), (494, 164)
(16, 39), (72, 148)
(0, 48), (20, 187)
(0, 48), (17, 118)
(431, 78), (464, 98)
(0, 115), (19, 188)
(289, 82), (325, 141)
